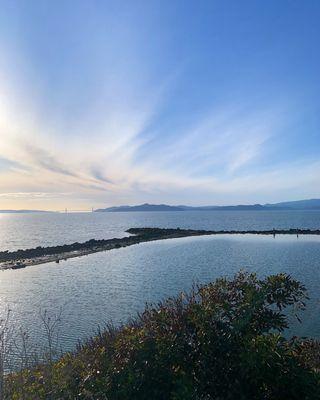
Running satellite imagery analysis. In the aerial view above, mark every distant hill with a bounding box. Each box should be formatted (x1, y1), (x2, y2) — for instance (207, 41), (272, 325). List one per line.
(95, 203), (185, 212)
(265, 199), (320, 210)
(95, 199), (320, 212)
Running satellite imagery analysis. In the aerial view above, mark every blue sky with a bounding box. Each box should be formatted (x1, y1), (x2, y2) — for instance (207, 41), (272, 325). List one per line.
(0, 0), (319, 210)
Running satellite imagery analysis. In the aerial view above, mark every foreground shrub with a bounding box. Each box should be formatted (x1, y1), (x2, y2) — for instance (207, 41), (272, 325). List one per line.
(5, 272), (320, 399)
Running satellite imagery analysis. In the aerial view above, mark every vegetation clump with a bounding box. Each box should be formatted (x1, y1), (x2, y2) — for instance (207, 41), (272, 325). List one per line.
(5, 272), (320, 399)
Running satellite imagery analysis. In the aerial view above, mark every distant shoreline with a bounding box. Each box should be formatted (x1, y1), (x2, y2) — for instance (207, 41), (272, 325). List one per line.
(1, 227), (320, 271)
(95, 199), (320, 212)
(1, 198), (320, 213)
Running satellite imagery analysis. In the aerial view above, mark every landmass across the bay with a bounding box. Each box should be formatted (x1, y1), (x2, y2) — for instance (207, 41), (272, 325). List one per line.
(1, 199), (320, 214)
(95, 199), (320, 212)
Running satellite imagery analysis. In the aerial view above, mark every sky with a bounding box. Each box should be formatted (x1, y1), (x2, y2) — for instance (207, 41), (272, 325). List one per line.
(0, 0), (319, 210)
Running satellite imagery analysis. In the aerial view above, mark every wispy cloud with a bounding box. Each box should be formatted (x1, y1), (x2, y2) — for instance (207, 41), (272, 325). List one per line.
(0, 192), (70, 199)
(24, 145), (79, 178)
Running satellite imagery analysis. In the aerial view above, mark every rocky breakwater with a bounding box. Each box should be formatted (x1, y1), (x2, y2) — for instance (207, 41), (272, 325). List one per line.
(1, 227), (320, 270)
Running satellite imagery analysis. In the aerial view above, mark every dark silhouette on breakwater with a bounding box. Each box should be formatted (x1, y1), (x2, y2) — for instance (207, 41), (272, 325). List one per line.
(1, 227), (320, 270)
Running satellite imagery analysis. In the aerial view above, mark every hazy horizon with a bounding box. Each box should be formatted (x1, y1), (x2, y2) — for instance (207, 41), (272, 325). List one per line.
(1, 197), (320, 213)
(1, 1), (320, 210)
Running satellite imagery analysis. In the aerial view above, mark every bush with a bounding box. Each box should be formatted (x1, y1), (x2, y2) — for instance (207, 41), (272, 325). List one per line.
(5, 272), (320, 399)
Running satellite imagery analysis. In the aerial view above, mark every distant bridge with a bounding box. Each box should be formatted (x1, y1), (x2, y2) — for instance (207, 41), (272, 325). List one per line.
(60, 208), (95, 213)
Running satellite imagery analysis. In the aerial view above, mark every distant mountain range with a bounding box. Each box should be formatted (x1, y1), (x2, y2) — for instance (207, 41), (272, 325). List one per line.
(95, 199), (320, 212)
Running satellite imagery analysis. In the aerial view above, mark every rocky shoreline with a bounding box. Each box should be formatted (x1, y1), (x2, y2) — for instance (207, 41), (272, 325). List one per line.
(1, 227), (319, 270)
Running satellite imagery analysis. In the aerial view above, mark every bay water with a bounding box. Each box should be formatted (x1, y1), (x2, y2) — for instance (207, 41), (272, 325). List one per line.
(0, 210), (319, 357)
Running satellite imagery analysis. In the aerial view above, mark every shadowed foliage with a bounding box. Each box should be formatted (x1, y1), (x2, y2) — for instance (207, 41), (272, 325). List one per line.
(5, 272), (320, 399)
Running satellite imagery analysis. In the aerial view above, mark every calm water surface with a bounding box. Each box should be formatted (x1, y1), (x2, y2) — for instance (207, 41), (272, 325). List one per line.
(1, 210), (320, 250)
(0, 211), (320, 356)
